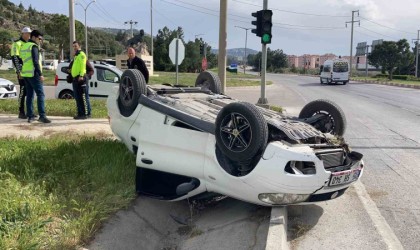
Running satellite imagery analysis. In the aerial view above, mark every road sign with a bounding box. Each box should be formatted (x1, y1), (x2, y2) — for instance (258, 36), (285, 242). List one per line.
(356, 42), (367, 56)
(169, 38), (185, 65)
(202, 57), (207, 71)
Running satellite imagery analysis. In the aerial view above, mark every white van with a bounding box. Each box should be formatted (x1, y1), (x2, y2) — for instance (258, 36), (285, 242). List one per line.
(54, 61), (123, 99)
(320, 59), (349, 85)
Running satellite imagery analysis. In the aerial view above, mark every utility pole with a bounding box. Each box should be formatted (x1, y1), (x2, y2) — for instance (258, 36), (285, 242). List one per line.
(414, 30), (420, 78)
(257, 0), (269, 106)
(150, 0), (153, 56)
(218, 0), (228, 93)
(365, 45), (370, 77)
(346, 10), (360, 77)
(235, 26), (251, 74)
(69, 0), (76, 59)
(75, 0), (96, 58)
(124, 20), (138, 39)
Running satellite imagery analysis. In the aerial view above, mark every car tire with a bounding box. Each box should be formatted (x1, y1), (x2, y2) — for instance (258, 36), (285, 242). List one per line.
(298, 99), (346, 136)
(59, 90), (74, 99)
(118, 69), (147, 117)
(215, 102), (268, 162)
(195, 71), (222, 94)
(343, 81), (348, 85)
(320, 78), (323, 84)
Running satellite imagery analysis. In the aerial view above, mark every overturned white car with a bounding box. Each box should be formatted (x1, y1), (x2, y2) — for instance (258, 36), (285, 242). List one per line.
(107, 70), (364, 206)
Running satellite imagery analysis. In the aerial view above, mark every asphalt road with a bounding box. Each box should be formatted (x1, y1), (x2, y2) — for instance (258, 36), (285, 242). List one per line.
(258, 74), (420, 250)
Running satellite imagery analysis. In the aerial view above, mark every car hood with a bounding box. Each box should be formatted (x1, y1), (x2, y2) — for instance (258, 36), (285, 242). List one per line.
(0, 78), (14, 87)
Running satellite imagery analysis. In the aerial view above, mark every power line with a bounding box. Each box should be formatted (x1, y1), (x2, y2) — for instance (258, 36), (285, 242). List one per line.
(358, 26), (398, 40)
(162, 0), (346, 31)
(359, 16), (416, 35)
(95, 0), (122, 25)
(233, 0), (350, 18)
(355, 29), (382, 39)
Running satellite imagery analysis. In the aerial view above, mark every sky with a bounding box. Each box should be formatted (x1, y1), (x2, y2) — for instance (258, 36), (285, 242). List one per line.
(9, 0), (420, 56)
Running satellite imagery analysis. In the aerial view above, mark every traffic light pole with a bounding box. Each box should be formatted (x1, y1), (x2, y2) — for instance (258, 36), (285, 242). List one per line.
(257, 0), (268, 106)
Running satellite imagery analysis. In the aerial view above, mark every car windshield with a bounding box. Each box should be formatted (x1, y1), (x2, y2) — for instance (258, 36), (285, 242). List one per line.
(333, 62), (348, 72)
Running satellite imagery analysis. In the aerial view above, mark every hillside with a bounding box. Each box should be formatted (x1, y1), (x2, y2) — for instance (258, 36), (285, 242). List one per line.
(211, 48), (259, 58)
(0, 0), (126, 60)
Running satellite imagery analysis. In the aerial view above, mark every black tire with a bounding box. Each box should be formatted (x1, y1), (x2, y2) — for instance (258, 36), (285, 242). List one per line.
(195, 71), (222, 94)
(215, 102), (268, 162)
(118, 69), (147, 117)
(298, 99), (346, 136)
(320, 78), (323, 84)
(343, 81), (348, 85)
(59, 90), (74, 99)
(327, 78), (332, 84)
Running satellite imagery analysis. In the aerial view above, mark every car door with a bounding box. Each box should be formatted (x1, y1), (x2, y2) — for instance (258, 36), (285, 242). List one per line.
(90, 66), (120, 97)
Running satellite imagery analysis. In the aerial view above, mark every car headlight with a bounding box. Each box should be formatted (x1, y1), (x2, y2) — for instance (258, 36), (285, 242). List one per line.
(258, 193), (310, 205)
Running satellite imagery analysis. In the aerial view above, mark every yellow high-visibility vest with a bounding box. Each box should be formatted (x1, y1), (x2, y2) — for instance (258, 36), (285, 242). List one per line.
(20, 42), (42, 77)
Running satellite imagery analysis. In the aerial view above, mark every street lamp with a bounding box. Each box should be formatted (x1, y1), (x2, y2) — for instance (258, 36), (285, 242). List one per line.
(76, 0), (96, 58)
(235, 26), (251, 74)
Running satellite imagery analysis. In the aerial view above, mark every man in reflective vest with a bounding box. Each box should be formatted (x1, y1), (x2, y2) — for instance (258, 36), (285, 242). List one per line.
(10, 27), (32, 119)
(20, 30), (51, 123)
(71, 41), (91, 119)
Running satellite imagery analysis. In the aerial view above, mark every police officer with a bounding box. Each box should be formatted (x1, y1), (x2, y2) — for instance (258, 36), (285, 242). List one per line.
(11, 27), (32, 119)
(71, 41), (91, 119)
(20, 30), (51, 123)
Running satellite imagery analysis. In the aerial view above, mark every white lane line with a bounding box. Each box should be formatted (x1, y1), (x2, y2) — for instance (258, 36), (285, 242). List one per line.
(354, 182), (404, 250)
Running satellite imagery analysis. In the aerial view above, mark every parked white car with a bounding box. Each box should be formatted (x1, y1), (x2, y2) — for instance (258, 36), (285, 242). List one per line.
(0, 77), (17, 99)
(42, 59), (58, 71)
(320, 58), (349, 85)
(107, 70), (365, 206)
(55, 61), (123, 99)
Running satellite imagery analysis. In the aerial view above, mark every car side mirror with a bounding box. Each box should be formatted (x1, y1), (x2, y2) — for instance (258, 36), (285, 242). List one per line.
(114, 77), (119, 83)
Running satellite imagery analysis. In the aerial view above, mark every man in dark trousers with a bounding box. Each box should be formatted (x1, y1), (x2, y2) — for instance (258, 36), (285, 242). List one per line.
(127, 47), (149, 83)
(11, 27), (32, 119)
(71, 41), (91, 119)
(20, 30), (51, 123)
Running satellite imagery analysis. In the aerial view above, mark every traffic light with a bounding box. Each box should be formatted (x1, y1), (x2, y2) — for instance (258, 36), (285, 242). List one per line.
(260, 10), (272, 44)
(251, 10), (262, 37)
(199, 44), (204, 55)
(251, 10), (273, 44)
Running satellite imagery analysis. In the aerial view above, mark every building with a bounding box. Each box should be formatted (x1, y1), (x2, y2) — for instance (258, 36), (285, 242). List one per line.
(287, 54), (358, 69)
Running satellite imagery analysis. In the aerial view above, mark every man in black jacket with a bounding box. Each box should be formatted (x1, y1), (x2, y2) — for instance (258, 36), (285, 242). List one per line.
(127, 47), (149, 83)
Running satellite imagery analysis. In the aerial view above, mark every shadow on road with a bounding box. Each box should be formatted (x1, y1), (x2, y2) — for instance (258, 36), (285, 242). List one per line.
(287, 204), (323, 241)
(298, 82), (349, 87)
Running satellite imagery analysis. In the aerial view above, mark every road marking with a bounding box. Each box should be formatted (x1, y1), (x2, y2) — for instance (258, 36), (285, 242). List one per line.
(354, 182), (404, 250)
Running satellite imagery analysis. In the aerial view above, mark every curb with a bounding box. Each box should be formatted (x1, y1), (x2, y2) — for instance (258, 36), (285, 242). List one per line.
(352, 79), (420, 89)
(265, 207), (289, 250)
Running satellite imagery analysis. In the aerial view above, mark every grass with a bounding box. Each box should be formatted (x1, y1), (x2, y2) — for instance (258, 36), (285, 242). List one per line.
(0, 99), (108, 118)
(352, 76), (420, 85)
(0, 134), (137, 249)
(151, 70), (271, 87)
(0, 70), (56, 86)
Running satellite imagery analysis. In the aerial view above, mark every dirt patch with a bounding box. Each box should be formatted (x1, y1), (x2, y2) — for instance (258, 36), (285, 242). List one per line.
(0, 114), (113, 139)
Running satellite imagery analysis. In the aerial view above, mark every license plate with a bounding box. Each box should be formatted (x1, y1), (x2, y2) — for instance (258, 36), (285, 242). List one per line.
(329, 169), (361, 186)
(9, 93), (16, 97)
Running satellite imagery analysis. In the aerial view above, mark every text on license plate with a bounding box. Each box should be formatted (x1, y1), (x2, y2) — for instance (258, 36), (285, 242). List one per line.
(329, 169), (361, 186)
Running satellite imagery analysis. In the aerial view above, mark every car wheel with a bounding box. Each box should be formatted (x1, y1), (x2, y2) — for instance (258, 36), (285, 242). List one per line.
(59, 90), (74, 99)
(343, 81), (348, 85)
(327, 79), (332, 84)
(118, 69), (147, 117)
(195, 71), (222, 94)
(320, 78), (324, 84)
(298, 99), (346, 136)
(215, 102), (268, 162)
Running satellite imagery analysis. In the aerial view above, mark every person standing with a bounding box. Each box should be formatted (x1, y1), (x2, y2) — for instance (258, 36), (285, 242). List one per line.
(71, 41), (91, 119)
(127, 47), (149, 83)
(20, 30), (51, 123)
(10, 27), (32, 119)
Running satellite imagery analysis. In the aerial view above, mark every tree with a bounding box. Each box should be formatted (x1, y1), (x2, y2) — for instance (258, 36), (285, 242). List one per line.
(368, 39), (412, 80)
(0, 30), (13, 64)
(154, 26), (184, 71)
(45, 14), (84, 60)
